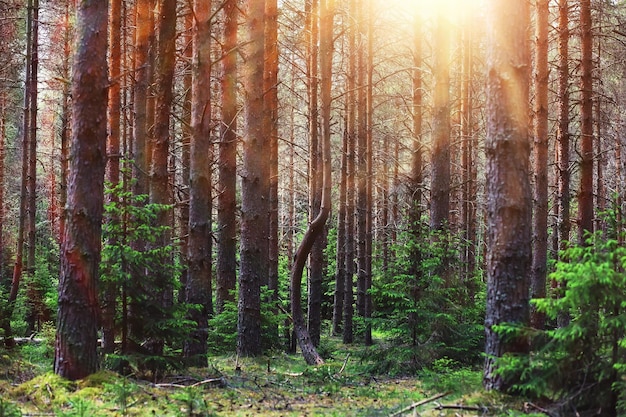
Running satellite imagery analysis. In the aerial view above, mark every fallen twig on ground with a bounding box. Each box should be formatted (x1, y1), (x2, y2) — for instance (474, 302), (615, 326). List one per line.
(389, 392), (450, 417)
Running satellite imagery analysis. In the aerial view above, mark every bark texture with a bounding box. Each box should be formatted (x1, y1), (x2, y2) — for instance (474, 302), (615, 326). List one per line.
(483, 0), (532, 392)
(238, 0), (268, 356)
(55, 0), (108, 380)
(184, 0), (213, 366)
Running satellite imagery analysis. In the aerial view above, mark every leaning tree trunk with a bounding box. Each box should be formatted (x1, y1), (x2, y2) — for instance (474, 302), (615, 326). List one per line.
(483, 0), (532, 392)
(54, 0), (109, 380)
(292, 0), (334, 366)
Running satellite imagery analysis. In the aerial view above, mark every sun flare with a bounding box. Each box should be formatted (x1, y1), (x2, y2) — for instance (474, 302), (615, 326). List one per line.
(391, 0), (482, 23)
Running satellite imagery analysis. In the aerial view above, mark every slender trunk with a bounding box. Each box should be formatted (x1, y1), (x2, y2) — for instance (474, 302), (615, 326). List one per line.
(557, 0), (570, 253)
(307, 0), (324, 347)
(364, 0), (373, 346)
(148, 0), (177, 356)
(216, 0), (238, 313)
(531, 0), (549, 331)
(178, 9), (193, 305)
(5, 0), (33, 347)
(25, 0), (39, 333)
(184, 0), (212, 366)
(578, 0), (594, 242)
(292, 0), (334, 365)
(342, 0), (357, 345)
(103, 0), (122, 353)
(333, 122), (347, 335)
(266, 0), (279, 301)
(409, 13), (424, 346)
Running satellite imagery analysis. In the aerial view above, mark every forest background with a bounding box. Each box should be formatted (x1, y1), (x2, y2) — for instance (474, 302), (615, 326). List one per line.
(1, 0), (626, 415)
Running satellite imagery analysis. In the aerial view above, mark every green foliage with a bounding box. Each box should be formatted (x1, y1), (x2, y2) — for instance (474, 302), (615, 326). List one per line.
(208, 289), (288, 354)
(100, 179), (193, 370)
(0, 398), (21, 417)
(55, 398), (102, 417)
(103, 378), (138, 416)
(496, 222), (626, 413)
(171, 386), (216, 416)
(369, 220), (484, 368)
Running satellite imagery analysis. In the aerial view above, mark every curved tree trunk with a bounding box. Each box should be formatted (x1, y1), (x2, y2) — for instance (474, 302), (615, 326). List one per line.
(292, 0), (334, 366)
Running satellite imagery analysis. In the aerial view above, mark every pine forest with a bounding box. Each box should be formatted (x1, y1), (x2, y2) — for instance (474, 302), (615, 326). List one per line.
(1, 0), (626, 415)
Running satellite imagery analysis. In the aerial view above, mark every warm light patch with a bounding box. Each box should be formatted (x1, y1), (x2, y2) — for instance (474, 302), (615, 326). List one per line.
(392, 0), (482, 24)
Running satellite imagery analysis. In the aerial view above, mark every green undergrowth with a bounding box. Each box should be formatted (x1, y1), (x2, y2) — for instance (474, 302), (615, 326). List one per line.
(0, 338), (529, 416)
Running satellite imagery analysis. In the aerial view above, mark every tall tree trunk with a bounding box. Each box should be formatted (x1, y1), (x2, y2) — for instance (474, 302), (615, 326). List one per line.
(25, 0), (39, 333)
(461, 20), (475, 291)
(430, 12), (451, 233)
(184, 0), (212, 366)
(531, 0), (549, 331)
(578, 0), (594, 242)
(103, 0), (122, 354)
(292, 0), (334, 365)
(266, 0), (279, 301)
(307, 0), (324, 347)
(342, 0), (357, 345)
(364, 0), (374, 346)
(128, 0), (154, 348)
(409, 12), (423, 346)
(216, 0), (238, 314)
(333, 121), (348, 335)
(238, 0), (268, 356)
(557, 0), (570, 254)
(5, 0), (34, 347)
(178, 9), (193, 305)
(54, 0), (108, 380)
(483, 0), (532, 392)
(148, 0), (177, 356)
(355, 0), (367, 319)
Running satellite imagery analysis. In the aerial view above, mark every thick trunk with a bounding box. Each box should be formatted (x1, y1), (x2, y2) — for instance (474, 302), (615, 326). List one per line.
(216, 0), (238, 313)
(238, 0), (268, 356)
(531, 0), (549, 330)
(184, 0), (213, 366)
(483, 0), (532, 392)
(54, 0), (108, 380)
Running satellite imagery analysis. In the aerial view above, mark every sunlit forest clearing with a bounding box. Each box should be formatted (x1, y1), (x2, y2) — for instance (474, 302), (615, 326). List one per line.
(1, 0), (626, 415)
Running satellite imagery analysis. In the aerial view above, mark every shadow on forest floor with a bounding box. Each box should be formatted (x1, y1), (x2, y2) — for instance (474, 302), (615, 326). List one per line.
(0, 337), (533, 417)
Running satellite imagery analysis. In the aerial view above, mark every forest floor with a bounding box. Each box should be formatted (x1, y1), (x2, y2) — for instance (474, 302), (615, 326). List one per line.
(0, 337), (538, 417)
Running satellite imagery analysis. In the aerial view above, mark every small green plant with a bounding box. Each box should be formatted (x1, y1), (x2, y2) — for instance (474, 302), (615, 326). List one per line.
(0, 398), (21, 417)
(55, 398), (101, 417)
(171, 386), (215, 416)
(103, 378), (138, 416)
